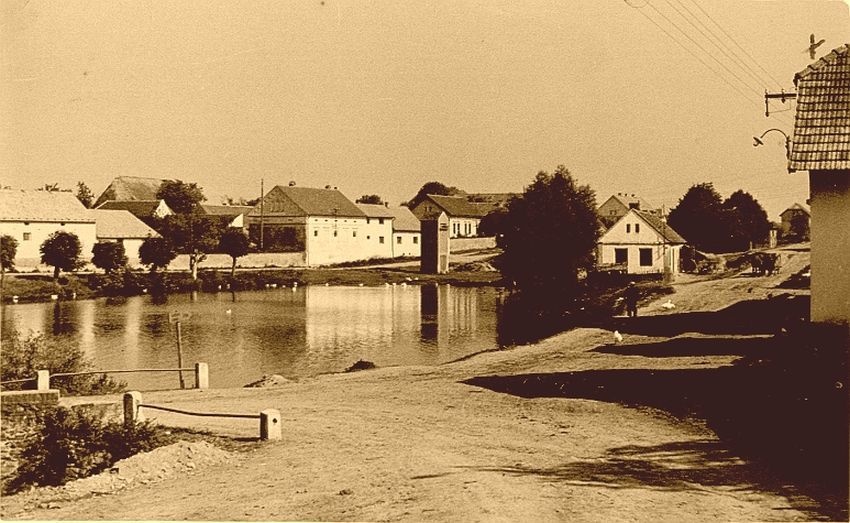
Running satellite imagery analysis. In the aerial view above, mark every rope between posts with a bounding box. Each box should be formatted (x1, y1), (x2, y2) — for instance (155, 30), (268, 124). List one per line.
(0, 377), (36, 385)
(52, 368), (194, 377)
(139, 403), (260, 420)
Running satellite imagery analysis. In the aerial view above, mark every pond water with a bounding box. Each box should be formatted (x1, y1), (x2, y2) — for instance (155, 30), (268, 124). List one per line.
(1, 285), (509, 389)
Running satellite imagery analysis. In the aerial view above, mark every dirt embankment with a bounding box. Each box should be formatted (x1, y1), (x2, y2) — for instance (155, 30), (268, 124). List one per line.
(5, 244), (837, 522)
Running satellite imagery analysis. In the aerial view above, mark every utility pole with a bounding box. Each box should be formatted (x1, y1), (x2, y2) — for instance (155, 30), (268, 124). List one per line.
(259, 178), (265, 251)
(764, 89), (797, 117)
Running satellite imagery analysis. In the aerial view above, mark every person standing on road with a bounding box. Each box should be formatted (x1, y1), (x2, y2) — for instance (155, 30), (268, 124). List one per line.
(624, 281), (639, 318)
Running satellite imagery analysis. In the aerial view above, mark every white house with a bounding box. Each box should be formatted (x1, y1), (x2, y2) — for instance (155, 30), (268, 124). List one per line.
(389, 206), (421, 257)
(597, 193), (660, 229)
(246, 185), (370, 266)
(0, 189), (97, 269)
(90, 209), (159, 266)
(597, 209), (686, 275)
(409, 194), (490, 238)
(355, 203), (395, 259)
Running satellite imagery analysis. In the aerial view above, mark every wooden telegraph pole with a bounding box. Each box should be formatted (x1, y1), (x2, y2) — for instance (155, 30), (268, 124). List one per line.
(259, 178), (265, 251)
(169, 311), (191, 389)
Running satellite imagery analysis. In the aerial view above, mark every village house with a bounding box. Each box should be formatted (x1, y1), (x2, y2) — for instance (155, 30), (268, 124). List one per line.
(597, 193), (660, 229)
(597, 208), (686, 276)
(200, 204), (253, 230)
(778, 203), (811, 242)
(409, 194), (491, 238)
(246, 185), (369, 266)
(788, 43), (850, 326)
(389, 206), (421, 258)
(0, 189), (97, 268)
(90, 209), (159, 266)
(95, 199), (174, 223)
(355, 203), (395, 259)
(93, 175), (170, 208)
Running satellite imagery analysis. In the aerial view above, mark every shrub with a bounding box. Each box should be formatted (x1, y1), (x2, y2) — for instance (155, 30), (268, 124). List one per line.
(7, 407), (172, 492)
(1, 328), (124, 395)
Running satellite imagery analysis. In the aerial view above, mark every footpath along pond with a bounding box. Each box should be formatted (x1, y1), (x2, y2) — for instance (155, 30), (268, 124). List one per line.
(1, 285), (516, 389)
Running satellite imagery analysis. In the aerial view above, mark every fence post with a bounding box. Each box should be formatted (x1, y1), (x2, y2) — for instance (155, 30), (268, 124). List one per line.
(259, 409), (281, 441)
(123, 391), (143, 426)
(36, 370), (50, 391)
(194, 362), (209, 389)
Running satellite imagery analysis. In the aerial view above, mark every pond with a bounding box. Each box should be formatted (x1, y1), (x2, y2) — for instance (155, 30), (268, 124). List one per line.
(1, 285), (513, 390)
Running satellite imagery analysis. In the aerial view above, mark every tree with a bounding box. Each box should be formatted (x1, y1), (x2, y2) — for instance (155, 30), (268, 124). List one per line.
(478, 209), (509, 245)
(499, 166), (600, 300)
(722, 190), (770, 251)
(218, 229), (250, 278)
(76, 181), (94, 208)
(91, 241), (128, 274)
(1, 234), (18, 292)
(159, 214), (226, 280)
(356, 194), (384, 205)
(407, 181), (463, 207)
(138, 237), (176, 273)
(40, 231), (82, 282)
(155, 180), (205, 215)
(667, 183), (727, 253)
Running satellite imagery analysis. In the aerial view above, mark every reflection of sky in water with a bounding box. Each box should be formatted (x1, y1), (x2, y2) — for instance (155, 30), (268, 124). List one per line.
(0, 286), (500, 389)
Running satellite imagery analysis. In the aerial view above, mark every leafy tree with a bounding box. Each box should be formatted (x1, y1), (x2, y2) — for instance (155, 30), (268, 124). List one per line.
(219, 229), (250, 278)
(788, 214), (811, 242)
(40, 231), (82, 282)
(1, 234), (18, 292)
(138, 237), (176, 273)
(478, 209), (509, 245)
(356, 194), (384, 205)
(668, 183), (727, 253)
(722, 190), (770, 251)
(499, 166), (600, 300)
(91, 241), (128, 274)
(407, 181), (463, 207)
(155, 180), (205, 215)
(76, 181), (94, 208)
(159, 214), (226, 280)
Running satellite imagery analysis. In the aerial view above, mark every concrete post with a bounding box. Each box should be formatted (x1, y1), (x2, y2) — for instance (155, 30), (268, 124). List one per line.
(123, 391), (144, 426)
(259, 409), (281, 441)
(194, 362), (209, 389)
(36, 370), (50, 391)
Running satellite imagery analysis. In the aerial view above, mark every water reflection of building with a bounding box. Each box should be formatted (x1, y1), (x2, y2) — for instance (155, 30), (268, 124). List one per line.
(420, 284), (479, 345)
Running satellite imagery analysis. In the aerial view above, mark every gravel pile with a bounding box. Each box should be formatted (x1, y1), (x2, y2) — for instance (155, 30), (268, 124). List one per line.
(3, 440), (237, 516)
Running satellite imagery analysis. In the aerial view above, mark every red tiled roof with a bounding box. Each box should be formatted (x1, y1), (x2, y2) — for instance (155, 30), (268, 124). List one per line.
(387, 206), (420, 232)
(790, 44), (850, 171)
(355, 203), (396, 218)
(201, 204), (252, 217)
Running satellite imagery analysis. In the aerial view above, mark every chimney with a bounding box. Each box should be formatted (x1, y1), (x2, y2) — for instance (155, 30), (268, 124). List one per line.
(325, 185), (332, 189)
(288, 180), (296, 187)
(384, 202), (389, 208)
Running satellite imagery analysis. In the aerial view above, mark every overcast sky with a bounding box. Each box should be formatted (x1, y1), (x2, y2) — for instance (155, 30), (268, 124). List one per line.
(1, 0), (847, 219)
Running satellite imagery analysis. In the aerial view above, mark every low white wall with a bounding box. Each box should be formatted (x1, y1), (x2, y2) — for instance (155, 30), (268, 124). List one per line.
(449, 236), (496, 252)
(172, 252), (306, 270)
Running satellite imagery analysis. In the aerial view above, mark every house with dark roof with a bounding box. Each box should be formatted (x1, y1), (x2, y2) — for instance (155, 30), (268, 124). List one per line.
(200, 204), (253, 229)
(93, 176), (171, 208)
(409, 194), (492, 238)
(95, 199), (173, 222)
(91, 209), (159, 266)
(0, 189), (97, 268)
(246, 185), (369, 266)
(597, 209), (686, 276)
(779, 203), (811, 242)
(388, 206), (421, 258)
(597, 193), (660, 229)
(788, 43), (850, 325)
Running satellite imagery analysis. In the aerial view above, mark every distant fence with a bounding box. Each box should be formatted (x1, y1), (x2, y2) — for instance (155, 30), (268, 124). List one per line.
(0, 363), (209, 392)
(450, 236), (496, 252)
(123, 391), (281, 441)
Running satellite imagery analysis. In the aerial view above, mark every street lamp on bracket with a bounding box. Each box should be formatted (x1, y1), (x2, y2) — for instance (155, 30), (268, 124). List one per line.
(753, 128), (791, 159)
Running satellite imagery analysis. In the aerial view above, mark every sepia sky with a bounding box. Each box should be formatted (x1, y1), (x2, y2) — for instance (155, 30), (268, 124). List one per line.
(1, 0), (848, 219)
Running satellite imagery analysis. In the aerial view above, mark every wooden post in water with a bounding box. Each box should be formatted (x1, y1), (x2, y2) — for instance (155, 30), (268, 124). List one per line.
(175, 321), (186, 389)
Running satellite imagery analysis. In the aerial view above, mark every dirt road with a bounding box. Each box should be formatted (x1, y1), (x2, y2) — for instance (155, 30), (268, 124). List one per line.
(4, 245), (822, 521)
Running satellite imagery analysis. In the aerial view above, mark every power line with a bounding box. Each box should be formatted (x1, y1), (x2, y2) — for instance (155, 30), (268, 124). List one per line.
(668, 0), (774, 92)
(685, 0), (784, 89)
(629, 2), (762, 110)
(646, 0), (763, 98)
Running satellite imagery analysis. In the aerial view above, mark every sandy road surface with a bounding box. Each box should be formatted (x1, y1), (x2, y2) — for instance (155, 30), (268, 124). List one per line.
(4, 246), (820, 522)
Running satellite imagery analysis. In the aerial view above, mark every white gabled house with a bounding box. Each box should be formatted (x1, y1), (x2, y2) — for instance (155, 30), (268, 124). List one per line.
(597, 209), (687, 275)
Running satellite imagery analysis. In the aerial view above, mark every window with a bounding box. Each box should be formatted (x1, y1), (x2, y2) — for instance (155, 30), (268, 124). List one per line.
(333, 230), (338, 237)
(639, 248), (653, 266)
(413, 236), (418, 244)
(379, 236), (385, 244)
(353, 231), (357, 237)
(60, 222), (66, 226)
(367, 235), (371, 240)
(626, 224), (631, 233)
(23, 232), (31, 241)
(635, 223), (640, 233)
(367, 218), (371, 225)
(397, 236), (402, 244)
(609, 210), (616, 216)
(379, 218), (384, 225)
(614, 248), (628, 264)
(314, 230), (318, 237)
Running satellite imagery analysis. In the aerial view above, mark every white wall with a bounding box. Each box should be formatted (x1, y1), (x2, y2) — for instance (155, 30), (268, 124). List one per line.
(1, 221), (96, 269)
(598, 211), (681, 274)
(304, 216), (372, 266)
(361, 217), (394, 259)
(392, 231), (420, 257)
(449, 217), (480, 238)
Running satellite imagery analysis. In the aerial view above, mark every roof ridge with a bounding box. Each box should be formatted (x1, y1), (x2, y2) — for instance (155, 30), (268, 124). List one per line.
(795, 43), (850, 81)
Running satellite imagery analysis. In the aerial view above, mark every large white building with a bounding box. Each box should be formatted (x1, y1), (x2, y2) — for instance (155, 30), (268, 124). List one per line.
(597, 209), (686, 276)
(0, 189), (97, 269)
(355, 203), (395, 260)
